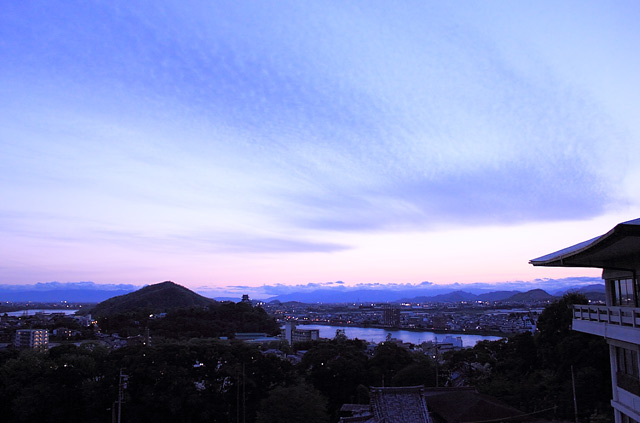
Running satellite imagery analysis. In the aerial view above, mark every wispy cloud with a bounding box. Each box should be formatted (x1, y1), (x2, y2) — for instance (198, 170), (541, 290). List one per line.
(0, 281), (140, 292)
(1, 1), (638, 285)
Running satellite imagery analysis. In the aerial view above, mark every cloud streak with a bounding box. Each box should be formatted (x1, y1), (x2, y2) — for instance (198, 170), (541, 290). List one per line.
(1, 1), (639, 285)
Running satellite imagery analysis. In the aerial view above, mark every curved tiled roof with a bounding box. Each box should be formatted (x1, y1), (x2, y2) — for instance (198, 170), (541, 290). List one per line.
(370, 386), (432, 423)
(529, 218), (640, 270)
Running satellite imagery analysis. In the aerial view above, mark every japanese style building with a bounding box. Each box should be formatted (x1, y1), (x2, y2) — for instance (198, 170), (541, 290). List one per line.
(530, 218), (640, 423)
(339, 386), (530, 423)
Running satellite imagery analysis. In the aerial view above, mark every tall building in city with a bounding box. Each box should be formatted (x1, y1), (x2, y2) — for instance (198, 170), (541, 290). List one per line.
(14, 329), (49, 350)
(530, 218), (640, 423)
(383, 306), (401, 328)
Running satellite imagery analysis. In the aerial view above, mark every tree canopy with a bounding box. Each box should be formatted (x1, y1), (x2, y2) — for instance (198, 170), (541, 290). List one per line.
(444, 293), (611, 422)
(0, 293), (613, 423)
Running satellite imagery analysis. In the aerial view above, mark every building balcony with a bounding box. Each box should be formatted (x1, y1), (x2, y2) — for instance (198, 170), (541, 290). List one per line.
(617, 372), (640, 397)
(572, 305), (640, 344)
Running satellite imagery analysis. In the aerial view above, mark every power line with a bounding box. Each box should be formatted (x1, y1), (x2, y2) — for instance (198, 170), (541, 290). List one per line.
(461, 406), (557, 423)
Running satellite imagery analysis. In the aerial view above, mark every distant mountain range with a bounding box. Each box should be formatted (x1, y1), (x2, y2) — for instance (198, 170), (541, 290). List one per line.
(0, 280), (606, 304)
(403, 290), (521, 304)
(267, 286), (523, 303)
(0, 282), (138, 302)
(267, 284), (605, 304)
(503, 289), (555, 302)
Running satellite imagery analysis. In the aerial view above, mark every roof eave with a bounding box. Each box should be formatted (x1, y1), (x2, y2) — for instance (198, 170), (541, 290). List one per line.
(529, 219), (640, 268)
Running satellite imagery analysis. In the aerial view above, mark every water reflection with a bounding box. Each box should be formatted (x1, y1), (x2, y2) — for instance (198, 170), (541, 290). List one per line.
(292, 324), (502, 347)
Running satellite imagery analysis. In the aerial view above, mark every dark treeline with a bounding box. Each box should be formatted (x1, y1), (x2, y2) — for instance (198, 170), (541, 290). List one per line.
(0, 339), (296, 422)
(98, 301), (280, 339)
(0, 294), (612, 423)
(443, 293), (612, 422)
(0, 337), (435, 423)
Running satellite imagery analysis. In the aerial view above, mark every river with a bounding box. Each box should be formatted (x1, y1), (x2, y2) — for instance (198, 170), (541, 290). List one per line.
(5, 309), (79, 317)
(293, 324), (502, 347)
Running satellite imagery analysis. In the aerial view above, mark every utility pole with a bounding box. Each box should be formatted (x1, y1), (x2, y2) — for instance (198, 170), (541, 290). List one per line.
(571, 365), (578, 423)
(115, 368), (128, 423)
(236, 369), (240, 423)
(435, 338), (439, 388)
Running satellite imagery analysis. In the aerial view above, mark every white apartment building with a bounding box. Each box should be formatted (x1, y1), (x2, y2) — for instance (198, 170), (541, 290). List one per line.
(284, 321), (320, 344)
(531, 218), (640, 423)
(14, 328), (49, 350)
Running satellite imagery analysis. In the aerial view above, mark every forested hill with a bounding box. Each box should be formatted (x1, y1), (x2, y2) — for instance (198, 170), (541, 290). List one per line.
(91, 281), (280, 339)
(504, 288), (554, 302)
(90, 281), (216, 317)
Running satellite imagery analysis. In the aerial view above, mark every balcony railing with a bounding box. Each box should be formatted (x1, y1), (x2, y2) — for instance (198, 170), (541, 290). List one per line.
(573, 305), (640, 328)
(617, 372), (640, 397)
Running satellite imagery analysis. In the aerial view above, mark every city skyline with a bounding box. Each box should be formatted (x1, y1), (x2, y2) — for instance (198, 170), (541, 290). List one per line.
(2, 1), (640, 290)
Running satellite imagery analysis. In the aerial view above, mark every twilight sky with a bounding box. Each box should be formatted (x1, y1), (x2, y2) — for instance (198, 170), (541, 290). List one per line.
(2, 1), (640, 290)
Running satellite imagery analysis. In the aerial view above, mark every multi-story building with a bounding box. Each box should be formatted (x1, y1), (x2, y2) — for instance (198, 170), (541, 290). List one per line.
(383, 306), (401, 328)
(283, 322), (319, 344)
(14, 328), (49, 350)
(530, 218), (640, 423)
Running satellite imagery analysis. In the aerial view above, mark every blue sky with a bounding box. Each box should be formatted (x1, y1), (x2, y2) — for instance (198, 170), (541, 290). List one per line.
(1, 1), (640, 289)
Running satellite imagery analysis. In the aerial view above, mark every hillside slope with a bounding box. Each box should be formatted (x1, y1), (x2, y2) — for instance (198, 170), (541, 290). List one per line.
(505, 289), (554, 302)
(90, 281), (215, 317)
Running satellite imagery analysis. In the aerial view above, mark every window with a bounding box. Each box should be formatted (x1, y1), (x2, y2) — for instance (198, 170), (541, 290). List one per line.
(616, 346), (640, 395)
(617, 347), (639, 378)
(610, 279), (638, 307)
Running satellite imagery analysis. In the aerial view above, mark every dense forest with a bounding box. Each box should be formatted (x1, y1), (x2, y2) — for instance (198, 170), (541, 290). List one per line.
(97, 301), (280, 339)
(0, 294), (611, 423)
(443, 294), (612, 422)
